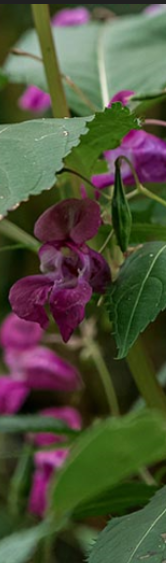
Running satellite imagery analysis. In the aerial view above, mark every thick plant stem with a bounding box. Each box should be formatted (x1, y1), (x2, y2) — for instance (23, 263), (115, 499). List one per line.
(90, 342), (120, 416)
(127, 337), (166, 415)
(0, 220), (39, 253)
(31, 4), (69, 118)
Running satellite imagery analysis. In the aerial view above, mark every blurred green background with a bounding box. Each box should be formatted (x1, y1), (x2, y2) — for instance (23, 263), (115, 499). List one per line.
(1, 3), (165, 422)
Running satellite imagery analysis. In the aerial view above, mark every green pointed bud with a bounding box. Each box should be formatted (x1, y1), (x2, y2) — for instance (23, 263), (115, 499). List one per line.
(112, 159), (132, 252)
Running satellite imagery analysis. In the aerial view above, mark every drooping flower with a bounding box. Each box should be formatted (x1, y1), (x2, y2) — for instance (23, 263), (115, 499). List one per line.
(92, 90), (166, 192)
(6, 346), (81, 392)
(0, 377), (29, 415)
(0, 313), (81, 397)
(19, 7), (90, 113)
(29, 407), (82, 517)
(0, 312), (43, 351)
(9, 199), (111, 343)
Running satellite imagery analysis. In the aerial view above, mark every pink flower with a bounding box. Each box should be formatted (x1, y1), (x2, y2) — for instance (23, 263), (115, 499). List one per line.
(0, 313), (43, 351)
(144, 4), (166, 15)
(18, 7), (90, 113)
(9, 199), (111, 342)
(19, 87), (51, 114)
(92, 90), (166, 193)
(0, 312), (81, 399)
(5, 346), (81, 392)
(52, 7), (90, 27)
(0, 377), (29, 414)
(29, 407), (82, 517)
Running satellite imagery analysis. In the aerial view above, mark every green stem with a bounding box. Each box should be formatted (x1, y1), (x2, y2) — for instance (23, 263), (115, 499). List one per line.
(127, 337), (166, 415)
(0, 220), (39, 253)
(31, 4), (69, 118)
(140, 184), (166, 209)
(118, 156), (166, 209)
(99, 229), (114, 254)
(89, 342), (120, 416)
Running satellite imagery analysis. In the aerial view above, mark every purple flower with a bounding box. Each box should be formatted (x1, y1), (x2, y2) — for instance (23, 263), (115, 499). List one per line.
(19, 87), (51, 114)
(92, 90), (166, 192)
(6, 346), (81, 392)
(52, 7), (90, 27)
(9, 199), (111, 343)
(32, 406), (82, 448)
(144, 4), (166, 15)
(29, 449), (68, 517)
(0, 313), (43, 351)
(18, 7), (90, 113)
(0, 377), (29, 414)
(29, 407), (81, 517)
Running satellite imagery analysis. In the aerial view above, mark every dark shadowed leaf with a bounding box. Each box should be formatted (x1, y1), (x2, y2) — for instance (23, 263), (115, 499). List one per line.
(52, 410), (166, 521)
(74, 482), (157, 520)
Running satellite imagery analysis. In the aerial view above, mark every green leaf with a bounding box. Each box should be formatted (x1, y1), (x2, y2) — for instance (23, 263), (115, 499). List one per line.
(0, 523), (48, 563)
(107, 241), (166, 359)
(0, 415), (78, 436)
(74, 482), (157, 520)
(67, 104), (139, 176)
(0, 106), (139, 217)
(89, 486), (166, 563)
(0, 116), (92, 217)
(52, 410), (166, 522)
(4, 12), (166, 115)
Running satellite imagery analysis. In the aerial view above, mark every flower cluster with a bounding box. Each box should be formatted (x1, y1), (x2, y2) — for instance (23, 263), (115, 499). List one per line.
(0, 313), (82, 516)
(0, 313), (81, 414)
(29, 406), (81, 517)
(9, 199), (111, 343)
(19, 7), (90, 113)
(92, 90), (166, 193)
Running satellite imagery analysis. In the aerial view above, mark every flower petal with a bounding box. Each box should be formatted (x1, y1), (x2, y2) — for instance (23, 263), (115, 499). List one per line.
(0, 313), (43, 351)
(88, 249), (111, 293)
(9, 275), (52, 329)
(18, 86), (51, 113)
(33, 406), (82, 448)
(0, 377), (29, 414)
(34, 199), (101, 245)
(15, 346), (81, 392)
(52, 7), (90, 26)
(50, 279), (92, 342)
(108, 90), (134, 107)
(28, 467), (51, 518)
(92, 129), (166, 190)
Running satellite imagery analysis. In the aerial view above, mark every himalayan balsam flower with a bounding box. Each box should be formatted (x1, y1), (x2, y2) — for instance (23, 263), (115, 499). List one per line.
(0, 314), (81, 415)
(5, 346), (81, 392)
(92, 90), (166, 192)
(29, 407), (82, 517)
(0, 377), (29, 415)
(0, 312), (43, 351)
(19, 7), (90, 113)
(9, 199), (111, 343)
